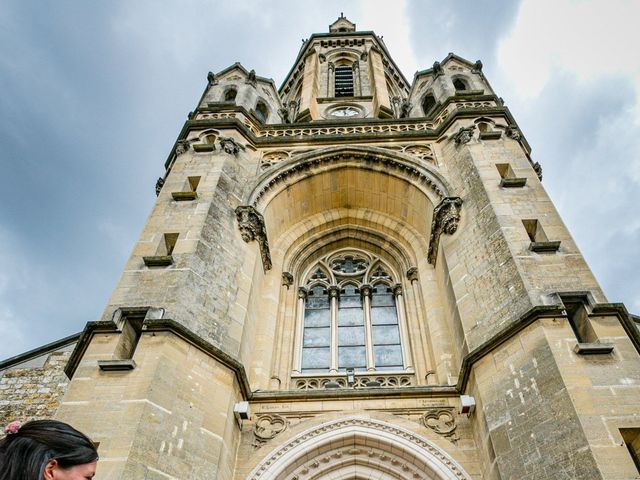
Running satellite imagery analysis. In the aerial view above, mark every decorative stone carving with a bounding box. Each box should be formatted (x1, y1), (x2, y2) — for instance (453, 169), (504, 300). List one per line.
(391, 96), (411, 119)
(248, 417), (471, 480)
(282, 272), (294, 288)
(278, 107), (290, 124)
(432, 61), (444, 77)
(532, 161), (543, 181)
(297, 286), (308, 300)
(260, 151), (289, 170)
(253, 414), (288, 448)
(505, 125), (521, 140)
(406, 267), (418, 282)
(318, 53), (326, 63)
(175, 139), (191, 155)
(422, 408), (459, 443)
(246, 69), (257, 86)
(392, 284), (403, 297)
(360, 51), (368, 62)
(403, 144), (435, 164)
(472, 60), (483, 73)
(427, 197), (463, 265)
(360, 284), (372, 299)
(155, 177), (165, 196)
(328, 285), (340, 299)
(219, 136), (244, 155)
(294, 373), (414, 390)
(235, 205), (272, 271)
(453, 126), (475, 145)
(207, 71), (217, 85)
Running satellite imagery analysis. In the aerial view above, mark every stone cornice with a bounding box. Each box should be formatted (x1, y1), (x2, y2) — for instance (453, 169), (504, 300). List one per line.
(164, 95), (528, 170)
(64, 318), (252, 399)
(64, 303), (638, 402)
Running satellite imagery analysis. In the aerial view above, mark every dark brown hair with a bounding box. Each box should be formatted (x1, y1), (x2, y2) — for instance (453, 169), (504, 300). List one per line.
(0, 420), (98, 480)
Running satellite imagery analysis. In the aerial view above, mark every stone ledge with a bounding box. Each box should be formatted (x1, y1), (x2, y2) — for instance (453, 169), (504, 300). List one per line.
(142, 255), (173, 267)
(193, 143), (215, 152)
(529, 241), (561, 253)
(171, 191), (198, 201)
(479, 131), (502, 140)
(97, 359), (137, 371)
(573, 343), (615, 355)
(500, 177), (527, 188)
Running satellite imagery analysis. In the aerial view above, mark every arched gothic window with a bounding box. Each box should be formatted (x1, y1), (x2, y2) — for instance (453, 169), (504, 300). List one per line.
(297, 251), (407, 373)
(453, 78), (468, 91)
(255, 101), (269, 122)
(224, 87), (237, 102)
(422, 93), (436, 116)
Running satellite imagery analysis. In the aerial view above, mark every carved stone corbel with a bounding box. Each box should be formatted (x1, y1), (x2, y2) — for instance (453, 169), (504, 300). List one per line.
(207, 71), (218, 85)
(282, 272), (294, 288)
(406, 267), (418, 283)
(453, 126), (475, 145)
(246, 69), (257, 87)
(505, 125), (521, 141)
(155, 177), (165, 196)
(175, 139), (191, 155)
(278, 107), (290, 124)
(235, 206), (272, 271)
(219, 137), (244, 155)
(532, 161), (543, 181)
(427, 197), (463, 265)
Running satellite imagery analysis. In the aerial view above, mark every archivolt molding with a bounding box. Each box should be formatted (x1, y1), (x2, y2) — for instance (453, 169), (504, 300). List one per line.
(279, 221), (420, 280)
(247, 416), (472, 480)
(246, 146), (455, 209)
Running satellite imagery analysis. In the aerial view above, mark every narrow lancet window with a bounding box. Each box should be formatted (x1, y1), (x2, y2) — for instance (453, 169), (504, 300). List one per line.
(335, 65), (354, 97)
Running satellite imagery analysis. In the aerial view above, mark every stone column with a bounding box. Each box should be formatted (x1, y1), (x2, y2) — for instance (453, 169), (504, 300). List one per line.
(407, 267), (437, 385)
(292, 287), (307, 374)
(393, 284), (414, 372)
(360, 284), (375, 371)
(328, 285), (340, 373)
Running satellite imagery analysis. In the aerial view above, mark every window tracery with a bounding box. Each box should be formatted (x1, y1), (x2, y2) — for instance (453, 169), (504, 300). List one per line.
(296, 250), (407, 373)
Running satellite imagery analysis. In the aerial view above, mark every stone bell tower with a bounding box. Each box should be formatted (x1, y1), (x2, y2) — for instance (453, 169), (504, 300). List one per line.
(53, 15), (640, 480)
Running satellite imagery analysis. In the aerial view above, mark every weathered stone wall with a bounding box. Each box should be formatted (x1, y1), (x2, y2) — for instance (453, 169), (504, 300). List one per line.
(0, 350), (72, 427)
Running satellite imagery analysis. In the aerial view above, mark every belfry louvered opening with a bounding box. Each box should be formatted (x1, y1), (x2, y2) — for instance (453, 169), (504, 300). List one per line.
(335, 65), (354, 97)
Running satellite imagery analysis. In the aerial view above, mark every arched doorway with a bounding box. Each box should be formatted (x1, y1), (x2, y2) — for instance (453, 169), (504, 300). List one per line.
(247, 416), (472, 480)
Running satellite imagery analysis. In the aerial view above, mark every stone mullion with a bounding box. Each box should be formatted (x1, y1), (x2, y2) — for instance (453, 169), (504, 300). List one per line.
(406, 267), (436, 384)
(292, 287), (307, 374)
(361, 285), (375, 371)
(393, 284), (414, 372)
(328, 286), (340, 373)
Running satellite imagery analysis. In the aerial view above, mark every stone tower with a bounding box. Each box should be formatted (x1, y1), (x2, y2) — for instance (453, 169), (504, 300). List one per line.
(48, 16), (640, 479)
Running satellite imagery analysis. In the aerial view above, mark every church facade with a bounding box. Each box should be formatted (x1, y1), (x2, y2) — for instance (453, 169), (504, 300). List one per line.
(2, 16), (640, 479)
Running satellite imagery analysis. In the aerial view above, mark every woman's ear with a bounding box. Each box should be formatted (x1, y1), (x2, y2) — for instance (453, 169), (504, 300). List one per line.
(43, 459), (59, 479)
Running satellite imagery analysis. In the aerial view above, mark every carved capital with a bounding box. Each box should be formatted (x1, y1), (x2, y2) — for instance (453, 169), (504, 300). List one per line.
(235, 206), (272, 271)
(175, 139), (191, 155)
(427, 197), (463, 265)
(282, 272), (294, 288)
(328, 61), (335, 72)
(392, 283), (403, 297)
(360, 284), (372, 299)
(406, 267), (418, 283)
(453, 126), (475, 145)
(328, 285), (341, 299)
(297, 286), (308, 300)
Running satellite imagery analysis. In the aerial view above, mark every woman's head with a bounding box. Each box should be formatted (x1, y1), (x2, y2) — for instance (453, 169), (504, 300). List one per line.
(0, 420), (98, 480)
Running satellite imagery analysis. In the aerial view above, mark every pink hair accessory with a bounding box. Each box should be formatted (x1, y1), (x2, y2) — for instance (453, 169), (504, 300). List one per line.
(4, 420), (21, 435)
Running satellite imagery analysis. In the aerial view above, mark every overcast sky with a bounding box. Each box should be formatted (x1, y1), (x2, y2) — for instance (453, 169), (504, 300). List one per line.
(0, 0), (638, 360)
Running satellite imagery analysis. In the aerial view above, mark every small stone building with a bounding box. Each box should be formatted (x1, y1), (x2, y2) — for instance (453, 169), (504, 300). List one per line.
(2, 16), (640, 480)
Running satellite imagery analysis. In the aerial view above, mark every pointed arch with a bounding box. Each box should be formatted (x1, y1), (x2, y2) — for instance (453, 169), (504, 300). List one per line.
(247, 416), (472, 480)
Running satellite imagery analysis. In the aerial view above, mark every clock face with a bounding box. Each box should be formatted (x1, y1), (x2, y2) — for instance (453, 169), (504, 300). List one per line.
(331, 107), (359, 117)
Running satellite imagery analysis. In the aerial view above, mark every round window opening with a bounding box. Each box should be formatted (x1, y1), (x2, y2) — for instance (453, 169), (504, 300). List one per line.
(327, 105), (363, 119)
